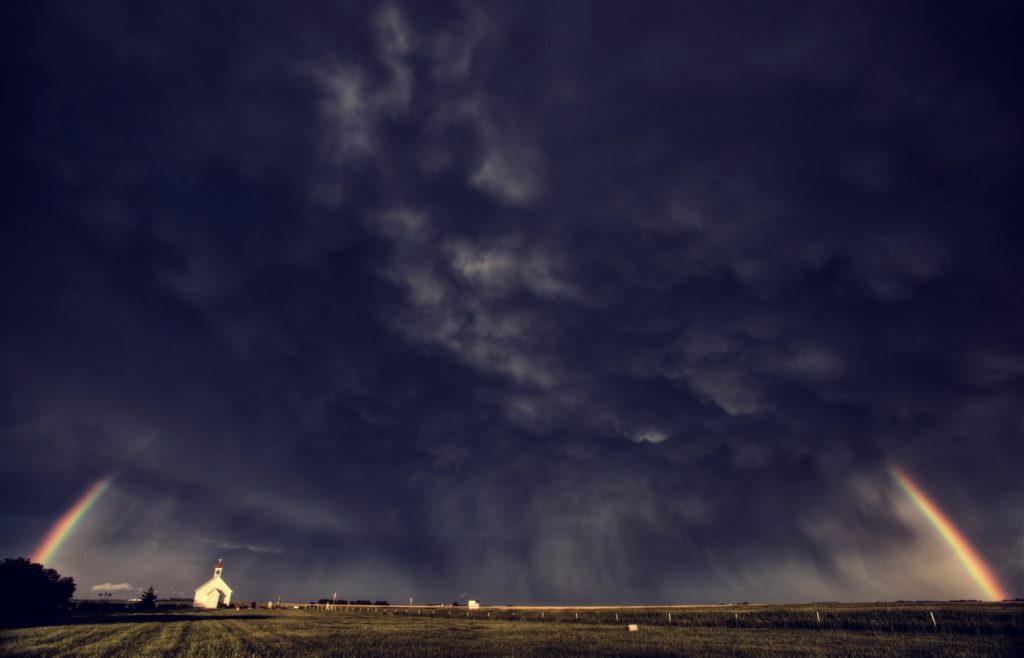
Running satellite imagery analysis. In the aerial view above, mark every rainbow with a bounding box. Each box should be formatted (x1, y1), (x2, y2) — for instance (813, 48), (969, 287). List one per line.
(31, 477), (112, 565)
(889, 464), (1008, 601)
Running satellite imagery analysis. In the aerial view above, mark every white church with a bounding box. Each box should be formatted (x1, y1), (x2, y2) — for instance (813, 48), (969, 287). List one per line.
(193, 559), (233, 608)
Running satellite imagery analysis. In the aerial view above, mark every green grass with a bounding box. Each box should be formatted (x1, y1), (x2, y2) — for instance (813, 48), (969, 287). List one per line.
(2, 603), (1021, 657)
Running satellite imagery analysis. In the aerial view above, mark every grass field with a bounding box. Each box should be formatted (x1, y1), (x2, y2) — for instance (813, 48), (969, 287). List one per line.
(1, 602), (1021, 657)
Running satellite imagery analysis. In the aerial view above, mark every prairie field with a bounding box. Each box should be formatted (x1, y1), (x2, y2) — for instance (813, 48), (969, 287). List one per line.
(1, 602), (1021, 657)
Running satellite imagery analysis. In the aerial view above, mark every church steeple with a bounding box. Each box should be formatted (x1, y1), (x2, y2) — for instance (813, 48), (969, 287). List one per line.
(214, 559), (223, 578)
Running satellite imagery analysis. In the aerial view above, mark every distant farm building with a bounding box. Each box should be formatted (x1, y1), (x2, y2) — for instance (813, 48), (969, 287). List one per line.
(468, 600), (480, 610)
(193, 559), (233, 609)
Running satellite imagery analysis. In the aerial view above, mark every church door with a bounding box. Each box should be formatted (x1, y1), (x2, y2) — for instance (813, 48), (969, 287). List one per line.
(204, 589), (223, 608)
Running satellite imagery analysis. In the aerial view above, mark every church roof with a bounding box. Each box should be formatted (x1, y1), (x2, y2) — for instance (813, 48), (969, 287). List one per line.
(194, 575), (233, 595)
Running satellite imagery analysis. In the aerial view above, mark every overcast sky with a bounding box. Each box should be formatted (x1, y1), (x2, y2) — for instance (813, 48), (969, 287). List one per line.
(2, 1), (1021, 604)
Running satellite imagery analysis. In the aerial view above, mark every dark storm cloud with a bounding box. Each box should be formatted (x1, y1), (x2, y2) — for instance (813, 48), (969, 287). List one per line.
(2, 1), (1021, 603)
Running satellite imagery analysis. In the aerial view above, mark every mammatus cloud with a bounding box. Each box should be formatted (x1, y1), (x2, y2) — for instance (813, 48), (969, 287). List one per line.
(470, 137), (543, 206)
(630, 430), (668, 445)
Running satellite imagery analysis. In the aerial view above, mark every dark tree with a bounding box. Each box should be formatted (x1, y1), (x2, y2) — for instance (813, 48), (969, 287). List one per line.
(0, 557), (76, 616)
(139, 585), (157, 610)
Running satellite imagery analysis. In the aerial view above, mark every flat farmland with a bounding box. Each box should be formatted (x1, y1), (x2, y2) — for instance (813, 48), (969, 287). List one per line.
(1, 602), (1021, 657)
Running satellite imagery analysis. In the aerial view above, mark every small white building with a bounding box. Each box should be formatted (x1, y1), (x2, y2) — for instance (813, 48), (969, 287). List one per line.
(193, 559), (233, 609)
(467, 600), (480, 610)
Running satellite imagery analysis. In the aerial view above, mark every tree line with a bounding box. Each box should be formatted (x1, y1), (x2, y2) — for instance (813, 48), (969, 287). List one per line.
(1, 557), (160, 619)
(0, 557), (76, 617)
